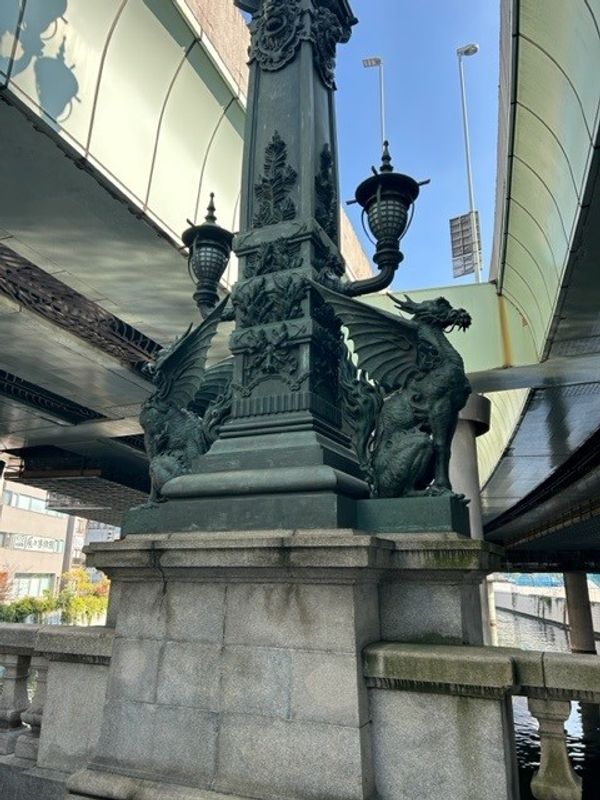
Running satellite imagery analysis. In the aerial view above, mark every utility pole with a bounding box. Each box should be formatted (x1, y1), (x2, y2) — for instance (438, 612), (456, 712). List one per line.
(457, 42), (482, 282)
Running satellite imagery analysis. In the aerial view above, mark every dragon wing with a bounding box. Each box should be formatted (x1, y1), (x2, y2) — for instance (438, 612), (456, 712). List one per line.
(189, 358), (234, 416)
(152, 296), (230, 409)
(312, 283), (422, 393)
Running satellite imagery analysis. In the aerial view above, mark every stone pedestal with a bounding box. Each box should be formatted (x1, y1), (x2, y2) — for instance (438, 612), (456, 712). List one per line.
(66, 530), (502, 800)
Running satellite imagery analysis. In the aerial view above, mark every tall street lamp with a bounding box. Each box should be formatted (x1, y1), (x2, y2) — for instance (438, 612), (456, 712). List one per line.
(456, 42), (482, 283)
(363, 56), (386, 147)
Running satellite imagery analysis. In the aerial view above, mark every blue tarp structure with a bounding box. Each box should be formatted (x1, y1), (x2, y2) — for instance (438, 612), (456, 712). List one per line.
(504, 574), (600, 587)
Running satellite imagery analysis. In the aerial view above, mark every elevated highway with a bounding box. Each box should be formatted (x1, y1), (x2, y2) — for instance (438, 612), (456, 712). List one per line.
(368, 0), (600, 569)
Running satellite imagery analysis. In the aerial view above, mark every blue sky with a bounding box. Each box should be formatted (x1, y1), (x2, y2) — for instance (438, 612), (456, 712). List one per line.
(335, 0), (501, 290)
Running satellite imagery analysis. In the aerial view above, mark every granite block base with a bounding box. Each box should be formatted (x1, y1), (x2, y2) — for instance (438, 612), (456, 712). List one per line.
(74, 532), (502, 800)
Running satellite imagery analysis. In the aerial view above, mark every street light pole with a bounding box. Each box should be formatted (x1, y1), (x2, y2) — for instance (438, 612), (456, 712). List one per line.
(457, 43), (481, 283)
(363, 57), (386, 146)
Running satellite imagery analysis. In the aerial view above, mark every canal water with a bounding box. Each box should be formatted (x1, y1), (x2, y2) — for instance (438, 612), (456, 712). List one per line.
(496, 610), (600, 799)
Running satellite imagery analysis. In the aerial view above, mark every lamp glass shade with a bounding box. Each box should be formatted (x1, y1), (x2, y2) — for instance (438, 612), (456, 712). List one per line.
(366, 196), (409, 242)
(189, 240), (230, 287)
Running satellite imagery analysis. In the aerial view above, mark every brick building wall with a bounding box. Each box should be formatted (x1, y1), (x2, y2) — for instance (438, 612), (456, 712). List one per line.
(183, 0), (250, 94)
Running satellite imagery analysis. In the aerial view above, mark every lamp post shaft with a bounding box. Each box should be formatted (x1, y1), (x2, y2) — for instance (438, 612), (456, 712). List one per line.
(458, 54), (481, 283)
(378, 61), (386, 146)
(224, 0), (359, 467)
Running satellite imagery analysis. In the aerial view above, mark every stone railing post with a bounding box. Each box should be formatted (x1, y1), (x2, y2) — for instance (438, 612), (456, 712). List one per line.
(0, 653), (30, 754)
(14, 654), (48, 762)
(528, 698), (581, 800)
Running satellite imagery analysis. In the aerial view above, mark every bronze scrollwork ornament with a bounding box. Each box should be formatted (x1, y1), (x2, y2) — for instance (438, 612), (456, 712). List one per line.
(247, 0), (355, 89)
(248, 0), (303, 73)
(310, 6), (352, 89)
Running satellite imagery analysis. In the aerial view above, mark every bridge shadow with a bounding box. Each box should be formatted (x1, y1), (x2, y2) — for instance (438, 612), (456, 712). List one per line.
(1, 0), (79, 128)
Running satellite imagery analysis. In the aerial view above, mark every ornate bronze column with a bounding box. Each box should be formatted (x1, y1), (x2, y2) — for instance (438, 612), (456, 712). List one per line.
(127, 0), (472, 536)
(124, 0), (369, 533)
(225, 0), (356, 445)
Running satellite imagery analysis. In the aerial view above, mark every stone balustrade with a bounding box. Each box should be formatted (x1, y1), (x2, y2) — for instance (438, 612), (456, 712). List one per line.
(0, 624), (39, 758)
(364, 642), (600, 800)
(1, 622), (599, 800)
(0, 623), (114, 800)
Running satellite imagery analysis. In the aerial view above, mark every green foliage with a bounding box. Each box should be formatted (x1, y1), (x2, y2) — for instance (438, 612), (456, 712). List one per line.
(0, 593), (55, 623)
(0, 568), (109, 625)
(56, 568), (110, 625)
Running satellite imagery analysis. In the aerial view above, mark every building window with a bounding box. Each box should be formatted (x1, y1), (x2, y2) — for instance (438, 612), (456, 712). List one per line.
(1, 490), (66, 518)
(13, 573), (55, 598)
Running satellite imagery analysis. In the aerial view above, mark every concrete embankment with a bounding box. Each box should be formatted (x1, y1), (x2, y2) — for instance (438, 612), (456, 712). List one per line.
(494, 582), (600, 640)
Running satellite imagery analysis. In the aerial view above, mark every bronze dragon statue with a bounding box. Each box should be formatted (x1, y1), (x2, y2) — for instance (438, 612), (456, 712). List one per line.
(140, 297), (233, 503)
(314, 284), (472, 498)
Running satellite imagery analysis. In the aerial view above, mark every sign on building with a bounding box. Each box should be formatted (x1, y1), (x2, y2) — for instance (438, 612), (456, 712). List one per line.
(450, 211), (481, 278)
(0, 532), (65, 553)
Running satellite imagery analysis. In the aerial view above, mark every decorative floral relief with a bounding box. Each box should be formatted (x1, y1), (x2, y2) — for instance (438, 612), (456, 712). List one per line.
(244, 239), (303, 278)
(254, 132), (298, 228)
(310, 7), (348, 89)
(236, 324), (309, 395)
(232, 274), (308, 329)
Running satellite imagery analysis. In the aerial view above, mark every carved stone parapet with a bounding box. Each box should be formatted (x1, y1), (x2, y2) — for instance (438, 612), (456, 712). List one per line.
(0, 653), (30, 755)
(14, 654), (48, 763)
(528, 698), (582, 800)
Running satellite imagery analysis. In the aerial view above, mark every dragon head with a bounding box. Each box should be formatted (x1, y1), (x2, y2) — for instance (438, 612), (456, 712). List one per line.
(393, 295), (472, 333)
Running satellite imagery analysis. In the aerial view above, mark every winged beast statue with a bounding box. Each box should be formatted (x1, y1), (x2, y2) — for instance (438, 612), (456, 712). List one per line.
(314, 284), (472, 498)
(140, 297), (232, 503)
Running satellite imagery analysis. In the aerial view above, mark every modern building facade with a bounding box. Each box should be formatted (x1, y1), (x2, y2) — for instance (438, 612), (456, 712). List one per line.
(0, 479), (86, 600)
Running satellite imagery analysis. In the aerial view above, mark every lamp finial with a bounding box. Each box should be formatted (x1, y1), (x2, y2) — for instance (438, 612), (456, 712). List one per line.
(380, 141), (393, 173)
(205, 193), (217, 224)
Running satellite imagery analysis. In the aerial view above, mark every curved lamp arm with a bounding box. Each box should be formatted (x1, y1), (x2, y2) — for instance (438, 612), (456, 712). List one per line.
(342, 260), (402, 297)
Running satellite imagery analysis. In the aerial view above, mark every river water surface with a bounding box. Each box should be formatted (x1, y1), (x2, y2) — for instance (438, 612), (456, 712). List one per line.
(496, 610), (600, 799)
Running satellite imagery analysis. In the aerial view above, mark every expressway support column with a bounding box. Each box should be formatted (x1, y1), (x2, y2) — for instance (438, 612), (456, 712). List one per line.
(449, 393), (490, 539)
(564, 572), (597, 655)
(449, 394), (497, 643)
